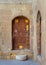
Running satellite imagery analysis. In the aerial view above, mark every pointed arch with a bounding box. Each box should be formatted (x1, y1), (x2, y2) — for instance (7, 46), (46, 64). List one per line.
(37, 10), (41, 55)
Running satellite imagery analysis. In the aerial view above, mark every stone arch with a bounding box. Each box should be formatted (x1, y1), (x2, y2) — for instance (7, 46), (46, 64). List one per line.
(36, 10), (41, 55)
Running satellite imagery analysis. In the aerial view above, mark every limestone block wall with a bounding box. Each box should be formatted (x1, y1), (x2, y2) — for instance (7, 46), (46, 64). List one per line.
(0, 4), (33, 53)
(0, 0), (32, 3)
(0, 9), (12, 51)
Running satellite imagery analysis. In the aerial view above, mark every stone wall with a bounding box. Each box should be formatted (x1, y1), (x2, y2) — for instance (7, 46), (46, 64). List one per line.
(0, 0), (32, 3)
(0, 3), (33, 55)
(37, 0), (46, 65)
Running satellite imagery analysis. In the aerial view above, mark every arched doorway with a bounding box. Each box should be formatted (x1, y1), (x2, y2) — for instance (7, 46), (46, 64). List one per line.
(12, 16), (30, 50)
(37, 11), (41, 55)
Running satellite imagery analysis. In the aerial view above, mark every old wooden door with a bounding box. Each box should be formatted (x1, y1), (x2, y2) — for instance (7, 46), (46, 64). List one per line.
(12, 16), (30, 50)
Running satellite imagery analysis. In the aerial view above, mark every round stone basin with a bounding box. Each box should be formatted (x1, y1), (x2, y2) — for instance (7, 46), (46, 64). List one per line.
(16, 54), (27, 61)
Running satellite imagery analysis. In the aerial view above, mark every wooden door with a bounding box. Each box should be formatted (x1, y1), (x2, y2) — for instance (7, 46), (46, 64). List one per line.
(12, 16), (30, 50)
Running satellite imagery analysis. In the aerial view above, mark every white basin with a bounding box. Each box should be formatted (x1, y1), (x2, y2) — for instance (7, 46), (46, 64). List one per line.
(16, 55), (27, 60)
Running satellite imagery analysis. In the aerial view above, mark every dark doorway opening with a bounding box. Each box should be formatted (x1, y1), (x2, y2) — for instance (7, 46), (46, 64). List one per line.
(37, 11), (41, 55)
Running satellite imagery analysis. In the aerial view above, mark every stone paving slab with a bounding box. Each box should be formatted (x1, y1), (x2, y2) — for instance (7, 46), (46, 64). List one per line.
(0, 59), (39, 65)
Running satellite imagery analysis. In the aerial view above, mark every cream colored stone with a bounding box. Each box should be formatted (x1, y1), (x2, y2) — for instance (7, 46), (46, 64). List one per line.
(0, 0), (46, 65)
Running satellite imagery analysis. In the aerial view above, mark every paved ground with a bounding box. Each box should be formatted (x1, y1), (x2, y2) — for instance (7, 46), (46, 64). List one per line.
(0, 59), (39, 65)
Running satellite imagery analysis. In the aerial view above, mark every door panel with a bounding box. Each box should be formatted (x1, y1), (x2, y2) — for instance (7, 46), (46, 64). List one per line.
(12, 16), (30, 50)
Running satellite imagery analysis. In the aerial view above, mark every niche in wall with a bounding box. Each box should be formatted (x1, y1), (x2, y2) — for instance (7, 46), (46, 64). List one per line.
(12, 16), (30, 50)
(37, 11), (41, 55)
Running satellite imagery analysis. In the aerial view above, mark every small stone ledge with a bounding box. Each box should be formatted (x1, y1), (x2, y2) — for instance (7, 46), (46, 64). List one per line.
(0, 50), (33, 60)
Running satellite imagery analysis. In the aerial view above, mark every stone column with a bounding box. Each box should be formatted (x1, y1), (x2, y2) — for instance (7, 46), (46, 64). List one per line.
(41, 20), (46, 65)
(32, 0), (38, 61)
(33, 16), (38, 60)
